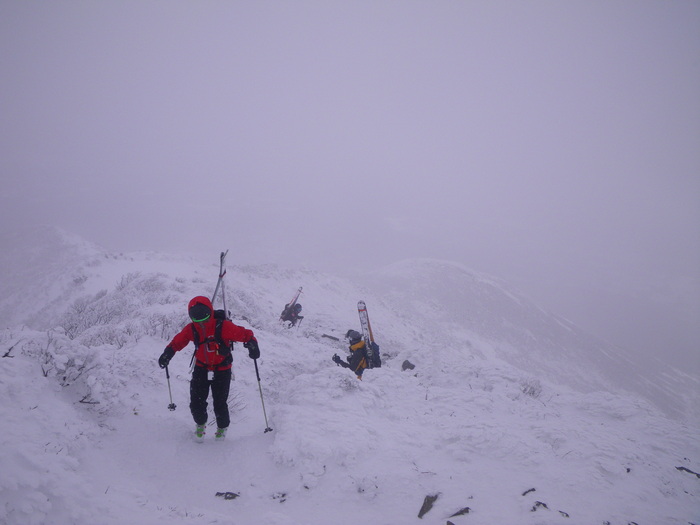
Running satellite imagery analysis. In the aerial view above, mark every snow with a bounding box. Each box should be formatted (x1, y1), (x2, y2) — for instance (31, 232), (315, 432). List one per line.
(1, 227), (698, 524)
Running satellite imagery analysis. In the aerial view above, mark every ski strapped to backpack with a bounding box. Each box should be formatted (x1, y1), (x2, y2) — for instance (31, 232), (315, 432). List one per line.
(280, 286), (303, 322)
(212, 249), (229, 310)
(357, 300), (381, 368)
(189, 251), (234, 370)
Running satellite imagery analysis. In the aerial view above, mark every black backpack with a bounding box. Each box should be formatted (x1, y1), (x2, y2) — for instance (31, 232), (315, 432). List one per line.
(367, 341), (381, 369)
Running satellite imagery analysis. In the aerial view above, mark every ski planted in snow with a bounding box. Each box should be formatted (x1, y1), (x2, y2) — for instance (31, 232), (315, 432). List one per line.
(357, 300), (380, 368)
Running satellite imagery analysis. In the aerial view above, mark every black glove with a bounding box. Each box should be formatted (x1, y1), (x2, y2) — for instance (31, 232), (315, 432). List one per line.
(332, 354), (348, 368)
(244, 338), (260, 359)
(158, 347), (175, 368)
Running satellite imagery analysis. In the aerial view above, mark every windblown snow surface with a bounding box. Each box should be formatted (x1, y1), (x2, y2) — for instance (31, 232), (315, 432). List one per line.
(0, 227), (698, 525)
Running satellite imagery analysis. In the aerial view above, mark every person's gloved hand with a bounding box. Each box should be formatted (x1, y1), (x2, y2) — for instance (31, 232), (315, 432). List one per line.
(158, 347), (175, 368)
(244, 337), (260, 359)
(332, 354), (349, 368)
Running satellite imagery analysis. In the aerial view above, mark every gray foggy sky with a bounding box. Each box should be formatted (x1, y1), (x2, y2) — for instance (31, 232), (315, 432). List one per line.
(1, 1), (699, 371)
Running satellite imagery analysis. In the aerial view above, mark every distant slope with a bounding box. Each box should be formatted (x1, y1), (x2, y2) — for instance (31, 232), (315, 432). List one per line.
(362, 258), (698, 420)
(0, 225), (212, 330)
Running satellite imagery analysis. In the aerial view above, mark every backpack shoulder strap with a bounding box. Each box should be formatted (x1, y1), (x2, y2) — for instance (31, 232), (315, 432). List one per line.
(191, 323), (200, 346)
(215, 318), (225, 345)
(215, 318), (232, 356)
(189, 323), (199, 369)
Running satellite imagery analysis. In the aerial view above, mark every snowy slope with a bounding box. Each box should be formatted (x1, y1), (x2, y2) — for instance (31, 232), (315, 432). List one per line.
(0, 228), (698, 525)
(361, 258), (699, 421)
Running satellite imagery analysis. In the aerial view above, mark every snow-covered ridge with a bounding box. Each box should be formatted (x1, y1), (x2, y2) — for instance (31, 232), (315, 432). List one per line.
(1, 227), (697, 525)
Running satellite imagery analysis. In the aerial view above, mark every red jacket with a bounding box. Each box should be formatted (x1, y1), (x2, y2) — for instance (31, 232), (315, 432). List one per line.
(168, 297), (255, 371)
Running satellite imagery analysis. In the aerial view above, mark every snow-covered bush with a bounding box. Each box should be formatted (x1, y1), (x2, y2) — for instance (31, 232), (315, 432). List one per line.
(57, 272), (186, 345)
(20, 329), (95, 388)
(520, 377), (543, 399)
(59, 290), (119, 340)
(25, 270), (195, 414)
(77, 324), (129, 349)
(140, 311), (186, 340)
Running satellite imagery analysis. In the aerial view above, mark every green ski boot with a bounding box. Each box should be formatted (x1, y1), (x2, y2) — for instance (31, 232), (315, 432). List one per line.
(215, 427), (227, 441)
(194, 424), (206, 442)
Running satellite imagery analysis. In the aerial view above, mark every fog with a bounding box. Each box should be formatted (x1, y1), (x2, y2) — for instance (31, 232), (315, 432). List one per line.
(1, 1), (698, 372)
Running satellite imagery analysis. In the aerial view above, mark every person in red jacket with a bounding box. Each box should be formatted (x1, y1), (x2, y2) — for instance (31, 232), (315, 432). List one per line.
(158, 296), (260, 441)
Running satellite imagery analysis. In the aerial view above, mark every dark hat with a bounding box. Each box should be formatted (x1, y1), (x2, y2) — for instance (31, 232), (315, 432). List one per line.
(345, 329), (362, 344)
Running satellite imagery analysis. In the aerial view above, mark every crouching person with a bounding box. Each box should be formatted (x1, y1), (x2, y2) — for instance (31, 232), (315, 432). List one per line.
(332, 329), (371, 380)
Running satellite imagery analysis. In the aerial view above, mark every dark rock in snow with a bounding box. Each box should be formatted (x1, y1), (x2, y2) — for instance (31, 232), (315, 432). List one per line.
(530, 501), (549, 512)
(402, 359), (415, 371)
(418, 493), (439, 518)
(676, 466), (700, 479)
(449, 506), (471, 517)
(215, 491), (239, 500)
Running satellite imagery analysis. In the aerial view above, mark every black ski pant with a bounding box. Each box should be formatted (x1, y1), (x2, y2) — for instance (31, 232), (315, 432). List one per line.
(190, 366), (232, 429)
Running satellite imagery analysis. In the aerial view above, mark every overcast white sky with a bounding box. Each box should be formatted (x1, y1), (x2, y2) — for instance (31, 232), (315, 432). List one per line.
(1, 1), (698, 371)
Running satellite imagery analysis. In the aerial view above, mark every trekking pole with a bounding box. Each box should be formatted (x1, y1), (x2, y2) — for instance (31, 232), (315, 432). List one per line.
(253, 359), (273, 433)
(165, 365), (177, 411)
